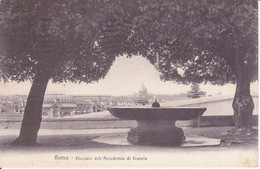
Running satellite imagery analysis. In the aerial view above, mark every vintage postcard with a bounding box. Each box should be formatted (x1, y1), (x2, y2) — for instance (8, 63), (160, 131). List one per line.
(0, 0), (258, 167)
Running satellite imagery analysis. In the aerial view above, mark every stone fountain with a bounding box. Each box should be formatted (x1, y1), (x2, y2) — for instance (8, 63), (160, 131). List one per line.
(107, 107), (207, 146)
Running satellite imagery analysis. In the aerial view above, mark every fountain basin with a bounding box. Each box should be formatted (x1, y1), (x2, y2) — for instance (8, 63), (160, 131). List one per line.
(107, 107), (206, 121)
(107, 107), (207, 146)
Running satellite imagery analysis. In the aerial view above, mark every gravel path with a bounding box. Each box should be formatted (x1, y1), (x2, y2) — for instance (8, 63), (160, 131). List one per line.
(0, 126), (257, 167)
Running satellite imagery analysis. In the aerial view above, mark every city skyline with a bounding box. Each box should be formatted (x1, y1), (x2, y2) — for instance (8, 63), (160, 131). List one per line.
(0, 55), (258, 96)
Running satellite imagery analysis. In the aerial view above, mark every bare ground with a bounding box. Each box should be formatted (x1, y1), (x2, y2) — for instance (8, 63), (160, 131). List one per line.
(0, 126), (258, 167)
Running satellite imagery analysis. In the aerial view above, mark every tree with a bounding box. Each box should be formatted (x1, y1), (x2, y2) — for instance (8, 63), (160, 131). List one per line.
(127, 0), (257, 130)
(0, 0), (134, 145)
(187, 83), (206, 99)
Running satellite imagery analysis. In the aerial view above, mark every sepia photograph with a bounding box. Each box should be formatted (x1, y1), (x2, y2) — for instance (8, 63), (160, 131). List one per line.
(0, 0), (258, 167)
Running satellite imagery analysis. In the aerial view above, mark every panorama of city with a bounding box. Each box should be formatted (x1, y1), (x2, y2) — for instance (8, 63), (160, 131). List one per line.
(1, 84), (193, 118)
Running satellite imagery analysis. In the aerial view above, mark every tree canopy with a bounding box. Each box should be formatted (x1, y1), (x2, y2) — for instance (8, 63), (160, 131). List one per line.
(0, 0), (136, 83)
(127, 0), (257, 85)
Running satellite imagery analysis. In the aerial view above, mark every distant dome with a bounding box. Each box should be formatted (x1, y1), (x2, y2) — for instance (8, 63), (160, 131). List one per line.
(137, 84), (149, 105)
(138, 84), (148, 95)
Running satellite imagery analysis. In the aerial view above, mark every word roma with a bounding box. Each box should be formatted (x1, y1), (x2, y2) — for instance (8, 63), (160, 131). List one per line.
(55, 155), (69, 160)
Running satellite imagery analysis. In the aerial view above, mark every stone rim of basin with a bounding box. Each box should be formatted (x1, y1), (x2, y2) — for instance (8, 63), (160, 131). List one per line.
(107, 107), (207, 121)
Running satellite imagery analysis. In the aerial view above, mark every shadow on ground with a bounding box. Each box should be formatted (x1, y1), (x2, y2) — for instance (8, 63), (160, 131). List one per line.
(0, 126), (257, 153)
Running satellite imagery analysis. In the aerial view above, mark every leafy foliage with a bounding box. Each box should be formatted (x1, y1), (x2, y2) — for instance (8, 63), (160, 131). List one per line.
(0, 0), (136, 84)
(127, 0), (257, 85)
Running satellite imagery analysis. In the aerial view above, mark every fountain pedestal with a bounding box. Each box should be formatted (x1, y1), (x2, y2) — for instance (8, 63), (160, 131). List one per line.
(127, 120), (185, 145)
(107, 107), (206, 146)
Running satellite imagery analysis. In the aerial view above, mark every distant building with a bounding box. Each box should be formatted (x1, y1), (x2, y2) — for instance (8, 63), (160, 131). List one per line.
(42, 95), (78, 117)
(72, 95), (113, 112)
(136, 84), (151, 105)
(74, 99), (94, 114)
(115, 97), (135, 107)
(138, 84), (148, 96)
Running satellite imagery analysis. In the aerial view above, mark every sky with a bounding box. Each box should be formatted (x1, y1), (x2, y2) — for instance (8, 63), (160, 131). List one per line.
(0, 55), (258, 96)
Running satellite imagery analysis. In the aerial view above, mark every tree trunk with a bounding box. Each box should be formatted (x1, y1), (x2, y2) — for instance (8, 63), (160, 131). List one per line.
(232, 55), (254, 129)
(232, 80), (254, 128)
(11, 71), (50, 146)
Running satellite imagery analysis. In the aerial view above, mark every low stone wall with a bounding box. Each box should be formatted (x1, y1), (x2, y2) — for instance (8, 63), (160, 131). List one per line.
(0, 119), (137, 130)
(162, 95), (258, 117)
(0, 115), (257, 130)
(194, 115), (258, 127)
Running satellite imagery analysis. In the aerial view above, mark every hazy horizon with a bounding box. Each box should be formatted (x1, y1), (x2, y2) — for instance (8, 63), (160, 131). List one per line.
(0, 55), (258, 97)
